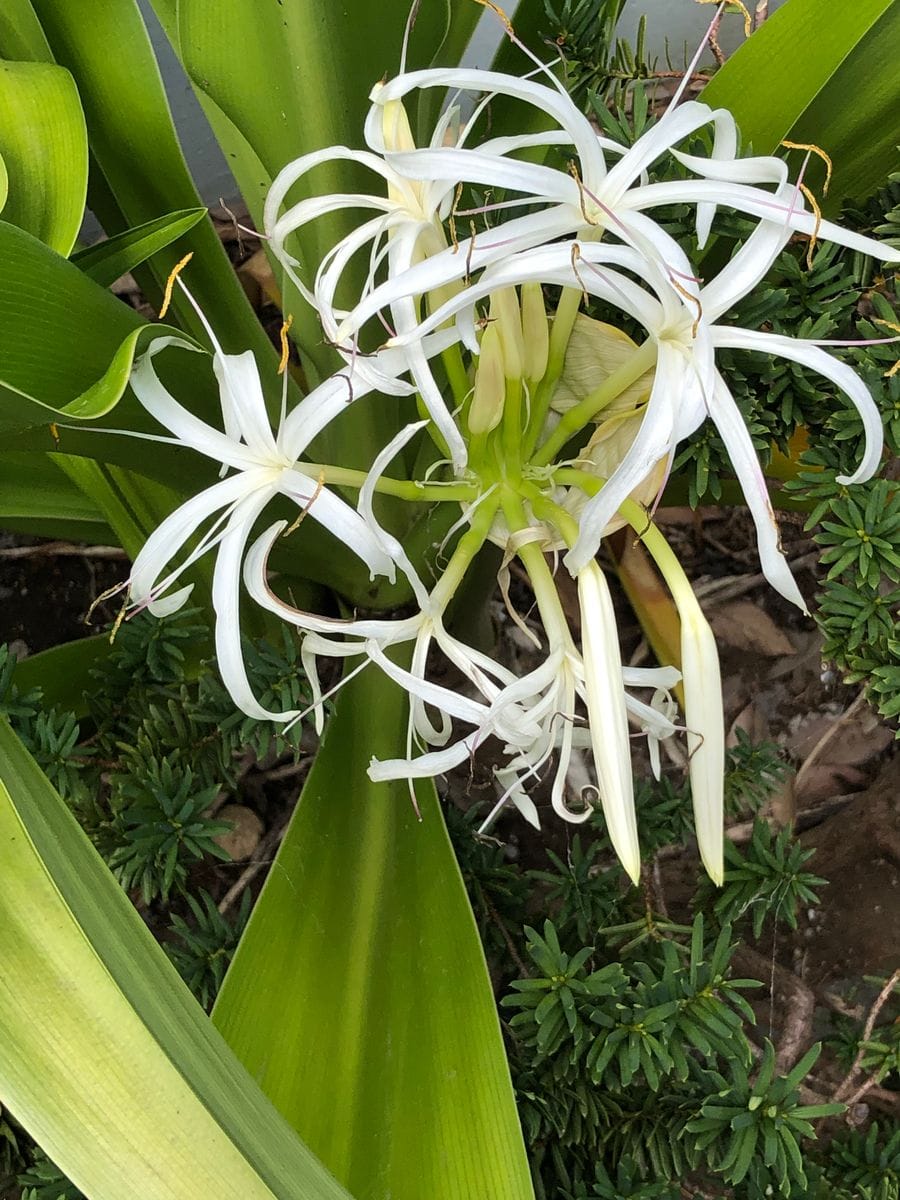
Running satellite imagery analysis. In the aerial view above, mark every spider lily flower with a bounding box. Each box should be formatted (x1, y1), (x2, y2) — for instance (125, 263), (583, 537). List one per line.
(126, 333), (396, 722)
(265, 88), (476, 467)
(399, 233), (883, 611)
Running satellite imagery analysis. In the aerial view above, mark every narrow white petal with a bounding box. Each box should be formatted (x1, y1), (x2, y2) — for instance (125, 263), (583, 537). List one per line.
(212, 350), (278, 459)
(212, 492), (301, 723)
(129, 472), (267, 607)
(577, 563), (640, 883)
(131, 337), (258, 471)
(373, 68), (607, 182)
(278, 468), (394, 580)
(243, 521), (421, 639)
(680, 602), (724, 886)
(707, 372), (808, 611)
(712, 327), (884, 483)
(565, 346), (682, 575)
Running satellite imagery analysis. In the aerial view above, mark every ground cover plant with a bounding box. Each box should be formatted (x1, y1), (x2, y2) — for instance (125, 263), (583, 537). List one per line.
(0, 1), (898, 1198)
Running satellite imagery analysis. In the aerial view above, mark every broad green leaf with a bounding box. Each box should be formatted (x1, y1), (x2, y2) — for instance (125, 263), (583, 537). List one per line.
(13, 634), (111, 715)
(214, 665), (534, 1200)
(0, 0), (53, 62)
(71, 207), (208, 286)
(0, 221), (207, 442)
(51, 454), (195, 562)
(789, 4), (900, 210)
(0, 451), (112, 543)
(0, 717), (353, 1200)
(701, 0), (894, 156)
(18, 0), (277, 368)
(0, 60), (88, 255)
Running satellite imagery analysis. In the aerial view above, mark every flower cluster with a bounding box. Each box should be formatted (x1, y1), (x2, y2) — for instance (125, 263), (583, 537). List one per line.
(127, 45), (898, 885)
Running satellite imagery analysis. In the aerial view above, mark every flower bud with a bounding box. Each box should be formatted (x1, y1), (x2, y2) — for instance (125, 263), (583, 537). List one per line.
(468, 323), (506, 435)
(521, 281), (549, 382)
(489, 288), (524, 381)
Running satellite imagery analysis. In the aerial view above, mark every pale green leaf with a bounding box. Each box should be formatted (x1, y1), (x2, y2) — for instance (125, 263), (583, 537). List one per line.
(788, 4), (900, 210)
(18, 0), (277, 367)
(71, 207), (208, 286)
(214, 665), (534, 1200)
(0, 716), (354, 1200)
(0, 451), (112, 543)
(0, 60), (87, 255)
(701, 0), (894, 156)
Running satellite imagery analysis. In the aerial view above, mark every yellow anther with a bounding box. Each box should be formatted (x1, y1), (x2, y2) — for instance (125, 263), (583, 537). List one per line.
(797, 182), (822, 269)
(278, 314), (294, 375)
(781, 140), (833, 195)
(694, 0), (752, 37)
(874, 319), (900, 378)
(49, 422), (60, 447)
(159, 252), (193, 319)
(473, 0), (515, 38)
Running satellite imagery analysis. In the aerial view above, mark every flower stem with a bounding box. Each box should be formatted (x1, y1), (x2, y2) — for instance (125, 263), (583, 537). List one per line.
(531, 338), (658, 468)
(308, 464), (478, 503)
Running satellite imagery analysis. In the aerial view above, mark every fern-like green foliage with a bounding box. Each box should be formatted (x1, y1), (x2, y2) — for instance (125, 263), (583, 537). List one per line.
(166, 889), (252, 1009)
(697, 820), (826, 940)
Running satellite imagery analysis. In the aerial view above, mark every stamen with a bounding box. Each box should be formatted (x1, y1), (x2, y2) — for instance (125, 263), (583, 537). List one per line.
(49, 423), (60, 448)
(465, 220), (477, 283)
(473, 0), (515, 40)
(283, 471), (326, 536)
(159, 252), (193, 319)
(278, 314), (294, 375)
(448, 182), (464, 254)
(84, 579), (128, 626)
(781, 139), (833, 195)
(797, 182), (823, 269)
(569, 161), (599, 227)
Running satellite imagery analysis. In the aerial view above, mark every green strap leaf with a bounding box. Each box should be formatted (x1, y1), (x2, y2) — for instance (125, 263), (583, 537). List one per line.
(0, 221), (205, 438)
(12, 634), (111, 716)
(16, 0), (278, 369)
(0, 717), (355, 1200)
(0, 0), (53, 63)
(0, 60), (88, 255)
(213, 665), (535, 1200)
(0, 451), (112, 543)
(71, 207), (208, 286)
(788, 4), (900, 211)
(700, 0), (894, 155)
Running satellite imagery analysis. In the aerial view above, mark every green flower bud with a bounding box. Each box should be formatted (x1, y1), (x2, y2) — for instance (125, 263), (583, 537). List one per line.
(468, 323), (506, 435)
(489, 287), (524, 380)
(520, 281), (549, 382)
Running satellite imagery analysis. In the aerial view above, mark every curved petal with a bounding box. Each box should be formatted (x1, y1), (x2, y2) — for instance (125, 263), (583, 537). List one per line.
(712, 327), (884, 483)
(212, 491), (301, 723)
(576, 563), (639, 883)
(278, 468), (395, 580)
(372, 69), (607, 183)
(565, 344), (683, 574)
(129, 472), (270, 611)
(131, 338), (259, 471)
(706, 372), (808, 611)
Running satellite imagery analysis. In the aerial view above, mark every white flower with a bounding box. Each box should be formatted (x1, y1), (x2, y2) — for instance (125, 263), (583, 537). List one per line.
(127, 332), (395, 721)
(385, 234), (885, 612)
(329, 67), (899, 352)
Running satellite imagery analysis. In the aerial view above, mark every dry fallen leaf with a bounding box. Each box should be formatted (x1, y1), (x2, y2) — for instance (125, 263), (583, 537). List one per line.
(709, 600), (797, 658)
